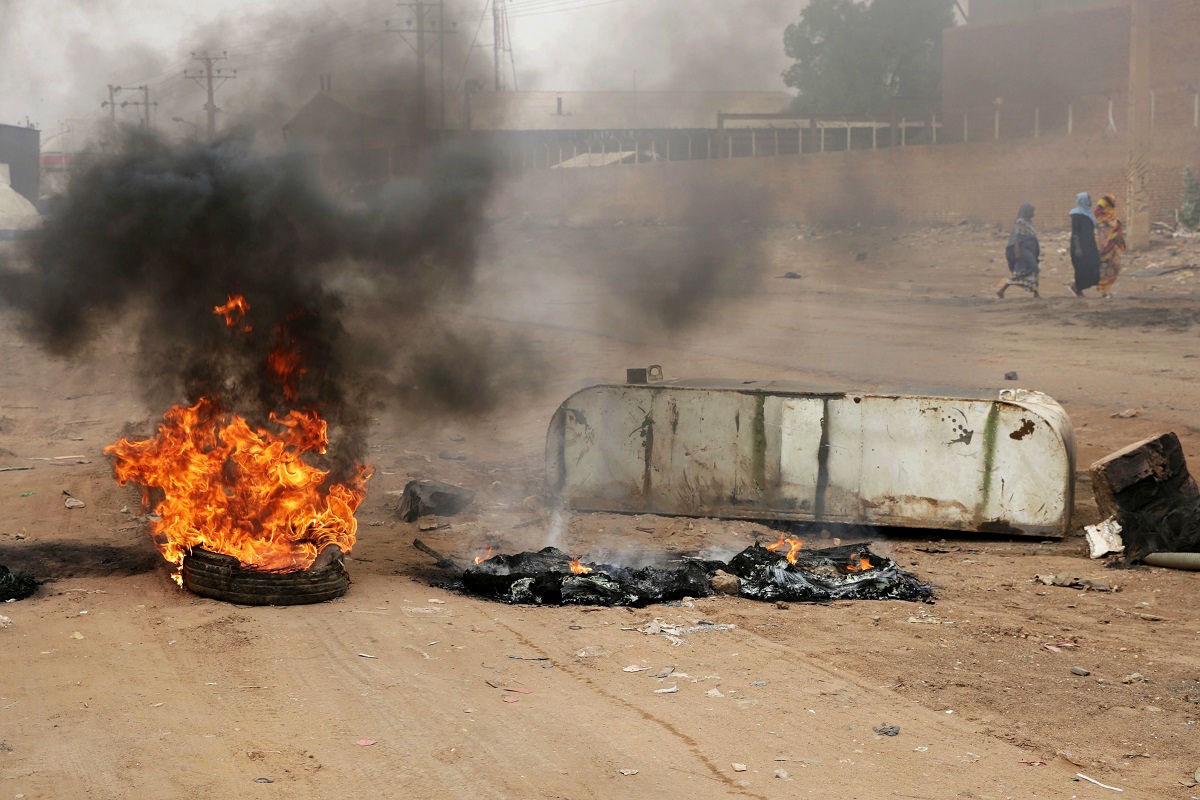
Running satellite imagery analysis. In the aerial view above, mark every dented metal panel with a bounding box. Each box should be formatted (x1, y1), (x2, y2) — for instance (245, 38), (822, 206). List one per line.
(546, 380), (1075, 536)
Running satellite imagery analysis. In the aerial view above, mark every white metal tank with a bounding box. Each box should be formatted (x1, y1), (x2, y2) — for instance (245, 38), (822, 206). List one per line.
(546, 373), (1075, 537)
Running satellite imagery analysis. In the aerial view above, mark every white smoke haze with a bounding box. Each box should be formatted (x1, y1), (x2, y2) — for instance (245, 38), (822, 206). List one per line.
(2, 0), (800, 131)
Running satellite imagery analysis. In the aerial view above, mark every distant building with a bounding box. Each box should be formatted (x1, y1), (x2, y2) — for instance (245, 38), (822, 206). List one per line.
(945, 0), (1200, 138)
(283, 91), (420, 193)
(0, 123), (41, 205)
(454, 90), (794, 164)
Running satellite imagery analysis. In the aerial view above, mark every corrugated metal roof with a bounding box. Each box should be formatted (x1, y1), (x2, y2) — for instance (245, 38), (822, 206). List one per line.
(461, 90), (793, 131)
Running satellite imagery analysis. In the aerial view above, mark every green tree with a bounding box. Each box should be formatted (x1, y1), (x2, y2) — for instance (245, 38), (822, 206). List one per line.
(783, 0), (956, 116)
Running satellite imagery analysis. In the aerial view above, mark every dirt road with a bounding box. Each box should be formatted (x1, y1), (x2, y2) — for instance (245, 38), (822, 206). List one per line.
(2, 223), (1199, 799)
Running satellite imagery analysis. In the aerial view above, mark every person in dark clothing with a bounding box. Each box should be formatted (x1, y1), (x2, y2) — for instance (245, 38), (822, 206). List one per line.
(1068, 191), (1101, 297)
(997, 202), (1040, 297)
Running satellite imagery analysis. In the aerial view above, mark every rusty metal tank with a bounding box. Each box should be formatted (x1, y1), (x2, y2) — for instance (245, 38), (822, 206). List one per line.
(546, 371), (1075, 537)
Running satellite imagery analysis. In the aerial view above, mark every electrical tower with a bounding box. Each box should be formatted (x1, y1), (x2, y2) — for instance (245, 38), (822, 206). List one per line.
(492, 0), (516, 92)
(102, 85), (155, 128)
(388, 1), (457, 131)
(184, 52), (237, 140)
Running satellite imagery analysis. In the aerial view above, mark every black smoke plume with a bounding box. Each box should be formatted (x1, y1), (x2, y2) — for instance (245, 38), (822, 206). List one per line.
(3, 129), (498, 474)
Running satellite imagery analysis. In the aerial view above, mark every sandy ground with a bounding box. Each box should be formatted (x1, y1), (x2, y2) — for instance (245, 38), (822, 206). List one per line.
(2, 221), (1200, 799)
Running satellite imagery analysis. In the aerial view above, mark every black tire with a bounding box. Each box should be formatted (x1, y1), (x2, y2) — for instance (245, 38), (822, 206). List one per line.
(181, 548), (350, 605)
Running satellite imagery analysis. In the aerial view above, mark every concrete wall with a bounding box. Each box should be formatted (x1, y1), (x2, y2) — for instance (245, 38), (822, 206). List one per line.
(498, 128), (1200, 229)
(944, 0), (1200, 139)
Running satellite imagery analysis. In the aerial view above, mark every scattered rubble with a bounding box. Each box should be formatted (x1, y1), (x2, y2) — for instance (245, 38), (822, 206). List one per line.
(0, 564), (37, 601)
(1084, 517), (1125, 559)
(1034, 574), (1118, 592)
(393, 479), (475, 522)
(1090, 432), (1200, 562)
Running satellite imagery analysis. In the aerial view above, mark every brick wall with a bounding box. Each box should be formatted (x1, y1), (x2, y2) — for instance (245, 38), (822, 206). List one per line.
(944, 0), (1200, 140)
(498, 128), (1200, 230)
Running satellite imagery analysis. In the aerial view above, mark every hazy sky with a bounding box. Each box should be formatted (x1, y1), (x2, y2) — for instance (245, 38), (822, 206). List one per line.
(0, 0), (800, 141)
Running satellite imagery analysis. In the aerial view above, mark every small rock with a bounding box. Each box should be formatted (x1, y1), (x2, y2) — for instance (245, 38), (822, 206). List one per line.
(705, 688), (725, 698)
(1122, 672), (1146, 684)
(782, 271), (802, 279)
(873, 724), (901, 737)
(255, 777), (274, 784)
(438, 451), (467, 461)
(619, 769), (638, 776)
(1004, 371), (1019, 381)
(70, 631), (84, 640)
(709, 570), (741, 595)
(653, 685), (678, 695)
(0, 615), (11, 628)
(64, 497), (86, 509)
(1071, 666), (1091, 676)
(731, 763), (748, 772)
(775, 601), (789, 610)
(1111, 408), (1140, 419)
(774, 768), (790, 779)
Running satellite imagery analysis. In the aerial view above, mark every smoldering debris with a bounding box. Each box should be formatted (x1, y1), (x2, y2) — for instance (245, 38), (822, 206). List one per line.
(0, 564), (38, 602)
(725, 543), (934, 603)
(460, 547), (713, 607)
(447, 542), (933, 608)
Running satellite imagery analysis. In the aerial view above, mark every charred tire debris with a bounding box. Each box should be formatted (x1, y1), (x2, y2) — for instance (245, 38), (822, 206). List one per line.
(0, 564), (38, 602)
(181, 546), (350, 606)
(450, 543), (934, 608)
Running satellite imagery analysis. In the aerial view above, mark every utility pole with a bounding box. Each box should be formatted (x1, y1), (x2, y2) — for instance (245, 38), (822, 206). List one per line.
(492, 0), (514, 92)
(185, 51), (236, 140)
(103, 85), (118, 123)
(389, 2), (455, 132)
(1126, 0), (1151, 250)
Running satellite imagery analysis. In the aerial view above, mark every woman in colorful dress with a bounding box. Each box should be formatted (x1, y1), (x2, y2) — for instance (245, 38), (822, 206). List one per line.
(997, 202), (1040, 298)
(1094, 194), (1126, 297)
(1067, 191), (1101, 297)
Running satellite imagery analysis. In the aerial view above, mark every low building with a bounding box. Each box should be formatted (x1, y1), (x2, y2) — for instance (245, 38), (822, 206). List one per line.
(0, 123), (40, 205)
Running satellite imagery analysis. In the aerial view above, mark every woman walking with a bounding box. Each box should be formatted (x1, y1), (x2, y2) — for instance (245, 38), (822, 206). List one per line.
(997, 203), (1040, 297)
(1094, 194), (1126, 297)
(1068, 191), (1101, 297)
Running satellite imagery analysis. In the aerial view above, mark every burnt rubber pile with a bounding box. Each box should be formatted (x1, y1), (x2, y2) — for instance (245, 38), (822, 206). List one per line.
(454, 543), (933, 607)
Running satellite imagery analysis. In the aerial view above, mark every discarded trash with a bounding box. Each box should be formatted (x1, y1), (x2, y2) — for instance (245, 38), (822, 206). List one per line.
(1071, 666), (1091, 676)
(1057, 750), (1087, 767)
(1090, 432), (1200, 562)
(64, 497), (85, 509)
(652, 667), (675, 679)
(709, 570), (741, 595)
(731, 763), (747, 772)
(393, 479), (475, 522)
(255, 777), (274, 784)
(1075, 772), (1124, 792)
(726, 543), (934, 604)
(705, 688), (724, 698)
(1142, 552), (1200, 571)
(357, 653), (378, 659)
(459, 547), (711, 607)
(438, 452), (467, 461)
(0, 565), (37, 602)
(774, 768), (790, 779)
(1043, 641), (1078, 653)
(653, 685), (678, 695)
(782, 272), (802, 279)
(1121, 673), (1146, 684)
(618, 769), (639, 776)
(70, 631), (84, 640)
(0, 615), (10, 628)
(873, 724), (901, 737)
(1110, 409), (1140, 419)
(1085, 517), (1125, 559)
(509, 655), (552, 662)
(622, 665), (650, 673)
(1034, 574), (1118, 592)
(355, 739), (378, 747)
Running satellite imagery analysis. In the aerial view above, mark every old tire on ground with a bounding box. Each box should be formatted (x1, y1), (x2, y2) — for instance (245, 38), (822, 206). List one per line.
(181, 548), (350, 605)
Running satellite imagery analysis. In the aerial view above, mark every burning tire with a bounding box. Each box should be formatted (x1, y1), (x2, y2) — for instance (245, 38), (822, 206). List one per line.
(181, 547), (350, 605)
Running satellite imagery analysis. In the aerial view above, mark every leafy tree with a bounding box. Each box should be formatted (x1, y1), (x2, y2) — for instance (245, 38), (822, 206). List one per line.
(1180, 167), (1200, 230)
(783, 0), (956, 116)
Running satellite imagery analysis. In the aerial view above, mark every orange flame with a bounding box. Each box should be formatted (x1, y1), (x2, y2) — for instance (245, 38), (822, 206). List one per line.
(105, 398), (371, 573)
(474, 546), (494, 565)
(569, 557), (593, 575)
(766, 534), (805, 566)
(213, 294), (252, 333)
(267, 337), (306, 403)
(846, 553), (874, 572)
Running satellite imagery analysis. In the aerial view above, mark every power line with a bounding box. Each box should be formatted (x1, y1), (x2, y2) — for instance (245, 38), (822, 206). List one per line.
(184, 51), (237, 139)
